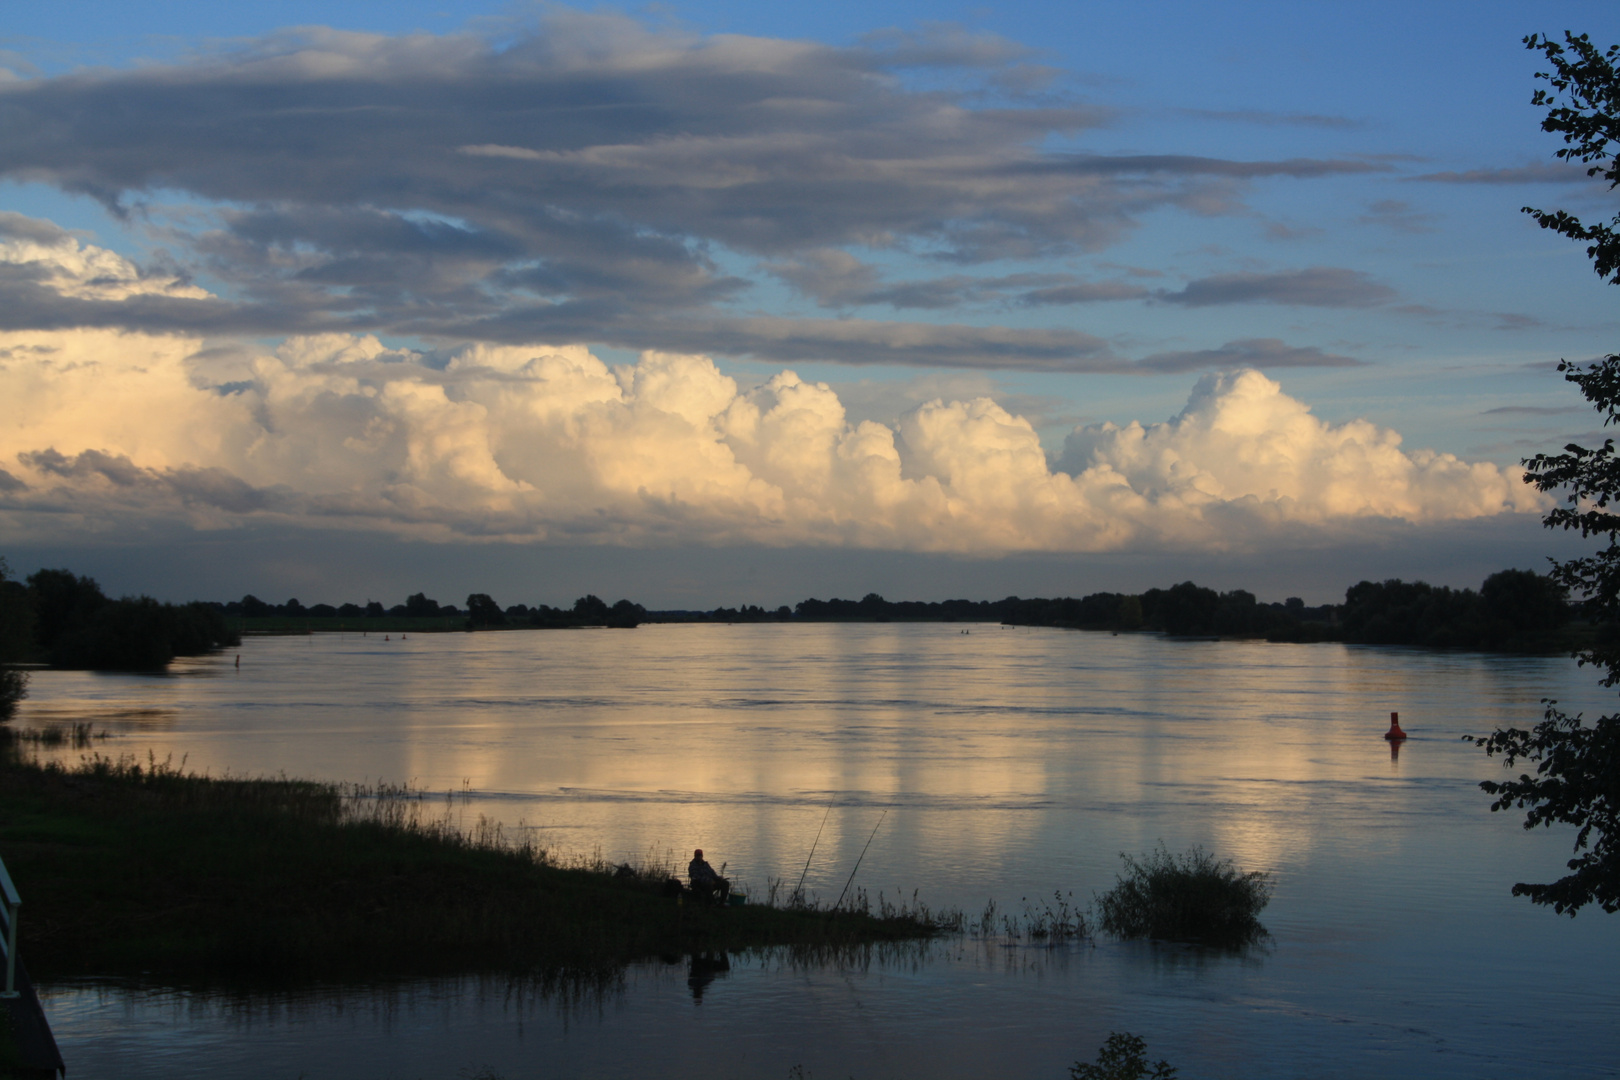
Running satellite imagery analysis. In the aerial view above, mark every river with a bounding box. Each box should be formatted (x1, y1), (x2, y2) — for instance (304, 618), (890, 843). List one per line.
(11, 623), (1618, 1078)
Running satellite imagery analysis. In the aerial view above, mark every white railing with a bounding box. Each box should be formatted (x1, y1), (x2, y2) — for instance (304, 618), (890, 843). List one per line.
(0, 852), (20, 998)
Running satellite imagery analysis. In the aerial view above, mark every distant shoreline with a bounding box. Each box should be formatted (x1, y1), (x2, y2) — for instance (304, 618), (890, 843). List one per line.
(223, 570), (1587, 658)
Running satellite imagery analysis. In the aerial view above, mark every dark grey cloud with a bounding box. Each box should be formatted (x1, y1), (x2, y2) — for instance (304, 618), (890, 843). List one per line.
(0, 467), (25, 493)
(1159, 267), (1395, 308)
(1411, 163), (1593, 184)
(1481, 405), (1584, 416)
(567, 313), (1125, 372)
(1016, 280), (1152, 305)
(0, 211), (73, 244)
(0, 274), (347, 336)
(22, 447), (148, 486)
(763, 250), (1150, 310)
(18, 447), (281, 513)
(0, 13), (1386, 368)
(1050, 154), (1379, 179)
(1494, 313), (1544, 331)
(1133, 338), (1362, 373)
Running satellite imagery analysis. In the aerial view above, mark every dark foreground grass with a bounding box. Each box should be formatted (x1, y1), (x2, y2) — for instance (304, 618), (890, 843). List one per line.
(0, 746), (951, 985)
(1094, 844), (1271, 947)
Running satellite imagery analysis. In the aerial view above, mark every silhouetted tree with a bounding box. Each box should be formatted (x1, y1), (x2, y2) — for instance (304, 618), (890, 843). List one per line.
(1145, 582), (1219, 636)
(573, 595), (610, 621)
(1474, 33), (1620, 915)
(1481, 568), (1569, 638)
(0, 558), (32, 720)
(404, 592), (441, 617)
(28, 568), (109, 653)
(26, 567), (236, 670)
(465, 593), (506, 627)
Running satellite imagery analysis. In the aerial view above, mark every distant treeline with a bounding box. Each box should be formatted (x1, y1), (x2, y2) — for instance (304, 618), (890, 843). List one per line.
(218, 566), (1574, 654)
(694, 570), (1571, 651)
(992, 570), (1571, 651)
(226, 591), (649, 629)
(0, 566), (239, 674)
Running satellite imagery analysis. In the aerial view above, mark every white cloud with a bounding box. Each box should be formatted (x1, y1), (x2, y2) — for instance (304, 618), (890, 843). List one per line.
(0, 319), (1544, 552)
(1058, 370), (1544, 524)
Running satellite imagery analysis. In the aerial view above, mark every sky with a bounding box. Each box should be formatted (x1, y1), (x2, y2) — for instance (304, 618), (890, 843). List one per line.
(0, 0), (1616, 608)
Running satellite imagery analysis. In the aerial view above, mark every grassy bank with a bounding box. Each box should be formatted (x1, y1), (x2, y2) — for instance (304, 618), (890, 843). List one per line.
(0, 746), (951, 985)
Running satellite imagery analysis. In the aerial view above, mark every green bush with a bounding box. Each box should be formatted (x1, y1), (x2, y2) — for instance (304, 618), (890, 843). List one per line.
(1095, 844), (1271, 946)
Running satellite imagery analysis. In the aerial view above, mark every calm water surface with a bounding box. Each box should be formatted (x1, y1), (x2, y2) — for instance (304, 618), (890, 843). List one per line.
(13, 624), (1619, 1078)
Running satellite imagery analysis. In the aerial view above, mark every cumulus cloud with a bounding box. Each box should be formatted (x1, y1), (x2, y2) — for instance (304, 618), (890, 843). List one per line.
(1058, 370), (1542, 525)
(0, 318), (1542, 553)
(0, 13), (1381, 368)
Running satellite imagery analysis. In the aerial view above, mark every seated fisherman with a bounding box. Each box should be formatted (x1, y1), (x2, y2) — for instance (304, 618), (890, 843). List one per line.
(687, 848), (731, 904)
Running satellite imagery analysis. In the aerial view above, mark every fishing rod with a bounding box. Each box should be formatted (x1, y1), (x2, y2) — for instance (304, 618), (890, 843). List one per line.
(834, 809), (887, 911)
(794, 803), (834, 900)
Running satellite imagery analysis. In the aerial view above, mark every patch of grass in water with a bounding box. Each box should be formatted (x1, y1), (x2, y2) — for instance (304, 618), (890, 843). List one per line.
(1094, 844), (1271, 947)
(9, 722), (107, 750)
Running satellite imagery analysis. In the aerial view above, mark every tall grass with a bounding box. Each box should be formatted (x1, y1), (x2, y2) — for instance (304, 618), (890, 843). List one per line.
(1094, 845), (1271, 947)
(0, 750), (956, 985)
(973, 892), (1089, 946)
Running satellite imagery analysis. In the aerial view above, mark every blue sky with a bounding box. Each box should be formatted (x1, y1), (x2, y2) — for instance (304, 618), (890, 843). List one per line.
(0, 1), (1615, 606)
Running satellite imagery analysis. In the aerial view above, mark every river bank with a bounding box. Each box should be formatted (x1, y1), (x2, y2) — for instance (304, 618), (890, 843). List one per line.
(0, 742), (952, 986)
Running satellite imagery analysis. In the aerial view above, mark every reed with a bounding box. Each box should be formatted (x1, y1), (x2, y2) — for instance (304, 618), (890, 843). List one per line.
(7, 722), (107, 749)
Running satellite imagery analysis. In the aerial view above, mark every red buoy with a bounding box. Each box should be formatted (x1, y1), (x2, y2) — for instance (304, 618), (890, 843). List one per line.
(1384, 711), (1407, 741)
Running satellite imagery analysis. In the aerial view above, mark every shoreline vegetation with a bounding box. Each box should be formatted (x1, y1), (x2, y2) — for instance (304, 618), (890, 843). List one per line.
(0, 742), (957, 986)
